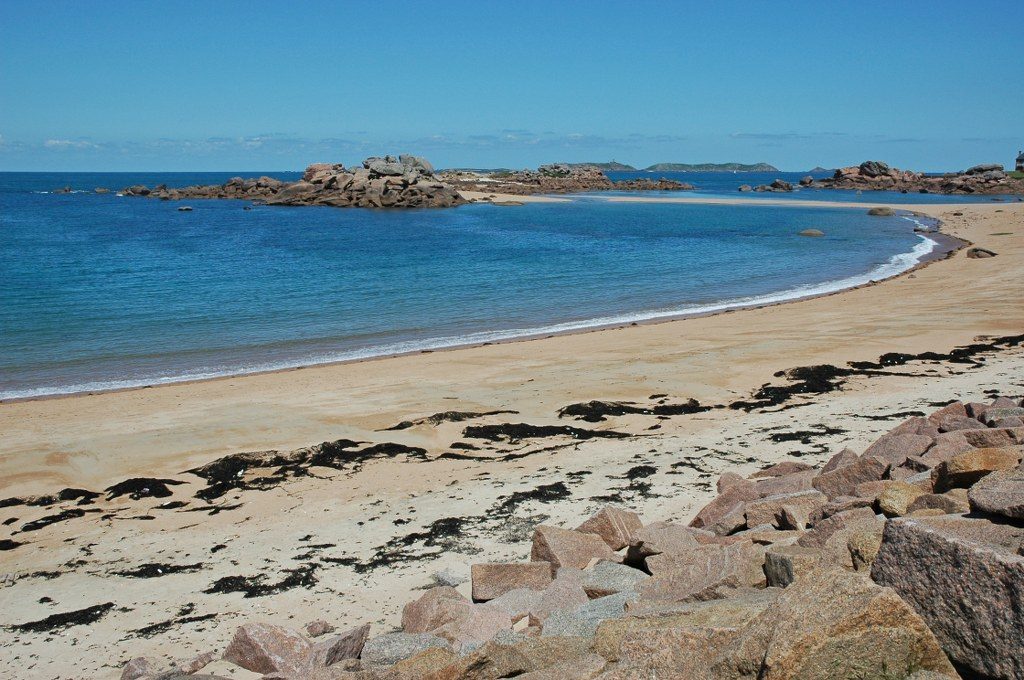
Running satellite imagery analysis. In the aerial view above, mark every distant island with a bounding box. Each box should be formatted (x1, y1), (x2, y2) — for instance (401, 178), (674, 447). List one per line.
(807, 166), (833, 173)
(567, 161), (637, 171)
(644, 162), (779, 172)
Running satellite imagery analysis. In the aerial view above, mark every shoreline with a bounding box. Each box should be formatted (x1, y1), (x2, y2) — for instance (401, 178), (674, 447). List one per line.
(0, 201), (961, 404)
(0, 201), (1018, 500)
(1, 201), (1021, 678)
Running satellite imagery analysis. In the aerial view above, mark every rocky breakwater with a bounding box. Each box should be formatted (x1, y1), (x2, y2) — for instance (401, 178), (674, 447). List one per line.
(121, 155), (466, 208)
(812, 160), (1024, 195)
(440, 164), (694, 195)
(116, 395), (1024, 679)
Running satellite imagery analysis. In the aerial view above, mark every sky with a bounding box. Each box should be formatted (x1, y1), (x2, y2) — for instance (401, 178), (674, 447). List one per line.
(1, 1), (1021, 172)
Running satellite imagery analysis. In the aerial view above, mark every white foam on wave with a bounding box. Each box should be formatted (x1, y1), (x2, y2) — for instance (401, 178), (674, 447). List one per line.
(1, 225), (939, 401)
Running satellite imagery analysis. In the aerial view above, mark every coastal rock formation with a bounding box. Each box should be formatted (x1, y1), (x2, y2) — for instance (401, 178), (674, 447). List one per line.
(121, 155), (466, 208)
(115, 395), (1024, 679)
(439, 164), (694, 195)
(611, 177), (695, 191)
(753, 179), (794, 192)
(812, 160), (1024, 195)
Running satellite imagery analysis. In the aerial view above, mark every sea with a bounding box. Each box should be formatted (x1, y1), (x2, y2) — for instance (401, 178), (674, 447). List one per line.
(0, 170), (1014, 400)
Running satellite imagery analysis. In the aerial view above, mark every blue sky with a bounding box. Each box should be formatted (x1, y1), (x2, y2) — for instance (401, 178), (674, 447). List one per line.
(1, 1), (1021, 171)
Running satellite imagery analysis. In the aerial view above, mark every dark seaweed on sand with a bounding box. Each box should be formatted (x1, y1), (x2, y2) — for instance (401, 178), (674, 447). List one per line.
(187, 439), (427, 500)
(353, 517), (475, 573)
(204, 563), (318, 598)
(114, 562), (204, 578)
(10, 602), (115, 633)
(105, 478), (185, 501)
(383, 409), (518, 431)
(20, 508), (95, 532)
(131, 612), (217, 638)
(462, 423), (632, 444)
(558, 398), (711, 423)
(730, 333), (1024, 412)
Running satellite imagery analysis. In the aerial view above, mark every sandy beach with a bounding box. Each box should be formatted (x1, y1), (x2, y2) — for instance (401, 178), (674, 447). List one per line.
(1, 199), (1022, 679)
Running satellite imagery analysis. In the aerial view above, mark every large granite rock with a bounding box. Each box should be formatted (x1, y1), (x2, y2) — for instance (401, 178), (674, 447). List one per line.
(930, 446), (1022, 492)
(575, 560), (649, 598)
(812, 455), (889, 499)
(401, 586), (511, 649)
(689, 481), (759, 530)
(311, 623), (370, 666)
(594, 590), (780, 674)
(640, 540), (766, 603)
(968, 461), (1024, 519)
(625, 521), (701, 566)
(425, 636), (593, 679)
(540, 592), (636, 638)
(871, 515), (1024, 679)
(361, 632), (452, 667)
(221, 622), (313, 676)
(713, 568), (957, 679)
(471, 562), (552, 601)
(862, 433), (934, 466)
(531, 525), (616, 572)
(744, 489), (827, 529)
(575, 506), (642, 550)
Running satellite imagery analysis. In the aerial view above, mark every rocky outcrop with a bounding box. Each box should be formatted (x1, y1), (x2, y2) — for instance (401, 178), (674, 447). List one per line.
(438, 165), (694, 195)
(118, 395), (1024, 679)
(122, 155), (467, 208)
(753, 179), (793, 193)
(611, 177), (695, 191)
(812, 160), (1024, 195)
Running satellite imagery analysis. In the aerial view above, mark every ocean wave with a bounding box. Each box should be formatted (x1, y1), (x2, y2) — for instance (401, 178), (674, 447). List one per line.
(1, 228), (938, 401)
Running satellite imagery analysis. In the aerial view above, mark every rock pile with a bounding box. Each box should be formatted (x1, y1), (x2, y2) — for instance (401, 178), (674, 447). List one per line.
(439, 165), (694, 195)
(611, 177), (695, 191)
(751, 179), (793, 193)
(121, 156), (466, 208)
(812, 160), (1024, 195)
(119, 395), (1024, 679)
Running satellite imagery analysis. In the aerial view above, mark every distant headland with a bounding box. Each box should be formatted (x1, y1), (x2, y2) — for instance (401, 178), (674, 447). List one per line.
(644, 162), (779, 172)
(564, 161), (780, 172)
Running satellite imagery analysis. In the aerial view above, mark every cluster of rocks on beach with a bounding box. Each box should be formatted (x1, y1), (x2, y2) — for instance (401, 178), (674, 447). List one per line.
(115, 395), (1024, 679)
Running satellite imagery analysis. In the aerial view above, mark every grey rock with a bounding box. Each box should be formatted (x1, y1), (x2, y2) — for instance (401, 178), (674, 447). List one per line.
(360, 632), (452, 666)
(968, 462), (1024, 519)
(541, 591), (637, 638)
(577, 560), (649, 598)
(433, 567), (468, 587)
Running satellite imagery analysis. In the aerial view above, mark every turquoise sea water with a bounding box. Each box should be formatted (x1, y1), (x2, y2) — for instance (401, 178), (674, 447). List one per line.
(0, 171), (988, 400)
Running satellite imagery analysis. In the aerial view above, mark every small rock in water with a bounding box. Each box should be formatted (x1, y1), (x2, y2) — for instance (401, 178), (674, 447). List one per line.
(799, 229), (824, 237)
(177, 206), (193, 212)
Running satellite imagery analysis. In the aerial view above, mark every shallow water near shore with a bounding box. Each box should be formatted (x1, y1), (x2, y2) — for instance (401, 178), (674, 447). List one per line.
(0, 173), (945, 399)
